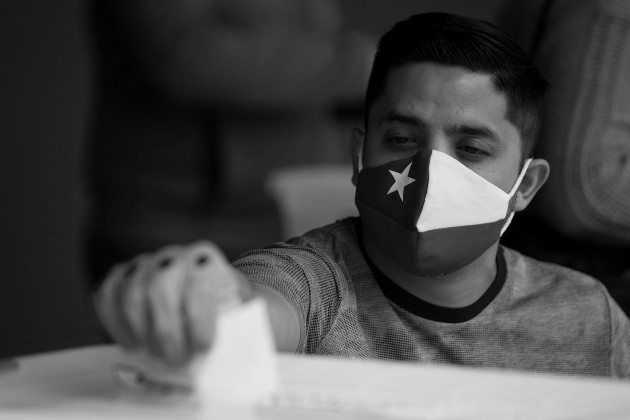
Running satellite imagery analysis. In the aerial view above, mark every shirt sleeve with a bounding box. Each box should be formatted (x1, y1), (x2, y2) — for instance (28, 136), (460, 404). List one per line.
(232, 242), (345, 353)
(608, 293), (630, 378)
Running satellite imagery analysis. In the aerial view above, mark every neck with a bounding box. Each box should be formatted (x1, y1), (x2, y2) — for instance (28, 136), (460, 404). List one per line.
(364, 237), (499, 308)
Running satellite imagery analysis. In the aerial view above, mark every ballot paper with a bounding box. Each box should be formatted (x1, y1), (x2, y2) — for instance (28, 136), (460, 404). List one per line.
(116, 297), (279, 407)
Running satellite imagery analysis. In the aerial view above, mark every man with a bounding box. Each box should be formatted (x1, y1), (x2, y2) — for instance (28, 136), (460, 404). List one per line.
(96, 12), (630, 378)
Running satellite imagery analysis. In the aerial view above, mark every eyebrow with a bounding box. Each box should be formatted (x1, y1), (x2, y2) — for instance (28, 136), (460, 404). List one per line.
(446, 124), (501, 144)
(381, 111), (427, 129)
(381, 111), (501, 144)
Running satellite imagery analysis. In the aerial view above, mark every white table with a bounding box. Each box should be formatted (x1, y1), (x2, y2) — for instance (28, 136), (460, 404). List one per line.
(1, 345), (630, 419)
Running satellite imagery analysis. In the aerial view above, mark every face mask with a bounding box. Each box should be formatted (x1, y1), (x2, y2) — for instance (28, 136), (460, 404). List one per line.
(355, 149), (531, 276)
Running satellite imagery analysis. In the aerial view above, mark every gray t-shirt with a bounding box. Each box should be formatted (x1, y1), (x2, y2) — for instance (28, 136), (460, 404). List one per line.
(234, 218), (630, 378)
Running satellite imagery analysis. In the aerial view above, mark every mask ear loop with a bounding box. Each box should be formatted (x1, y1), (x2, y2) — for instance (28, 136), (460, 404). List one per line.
(500, 158), (532, 236)
(357, 141), (364, 173)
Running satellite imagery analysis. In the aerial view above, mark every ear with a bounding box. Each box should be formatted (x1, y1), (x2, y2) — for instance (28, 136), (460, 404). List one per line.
(350, 127), (365, 186)
(513, 158), (550, 212)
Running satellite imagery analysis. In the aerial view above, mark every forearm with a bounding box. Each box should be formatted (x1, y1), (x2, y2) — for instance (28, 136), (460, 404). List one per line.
(251, 282), (301, 353)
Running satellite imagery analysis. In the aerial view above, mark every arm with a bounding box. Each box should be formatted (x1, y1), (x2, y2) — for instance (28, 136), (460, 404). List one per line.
(94, 241), (300, 365)
(252, 283), (300, 353)
(99, 0), (373, 111)
(608, 293), (630, 378)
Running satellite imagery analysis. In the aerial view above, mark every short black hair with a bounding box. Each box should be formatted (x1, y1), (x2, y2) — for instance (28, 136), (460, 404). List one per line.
(365, 12), (548, 160)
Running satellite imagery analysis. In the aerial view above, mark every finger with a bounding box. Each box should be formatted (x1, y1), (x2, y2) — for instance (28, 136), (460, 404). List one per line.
(94, 262), (139, 350)
(144, 246), (188, 365)
(120, 254), (152, 351)
(183, 272), (218, 358)
(190, 242), (243, 308)
(182, 242), (241, 356)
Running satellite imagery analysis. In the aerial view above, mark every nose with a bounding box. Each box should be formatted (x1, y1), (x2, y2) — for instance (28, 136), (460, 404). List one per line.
(422, 133), (455, 160)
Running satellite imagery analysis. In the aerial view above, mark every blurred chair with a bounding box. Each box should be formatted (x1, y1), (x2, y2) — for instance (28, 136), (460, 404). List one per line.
(266, 165), (358, 239)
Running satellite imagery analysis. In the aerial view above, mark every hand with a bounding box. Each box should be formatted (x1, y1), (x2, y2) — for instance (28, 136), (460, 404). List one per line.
(94, 241), (253, 366)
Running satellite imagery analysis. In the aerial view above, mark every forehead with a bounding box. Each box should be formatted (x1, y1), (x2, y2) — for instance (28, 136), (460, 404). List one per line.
(368, 62), (519, 144)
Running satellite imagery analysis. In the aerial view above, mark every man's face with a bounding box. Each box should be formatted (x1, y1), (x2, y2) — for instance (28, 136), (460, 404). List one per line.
(362, 62), (523, 194)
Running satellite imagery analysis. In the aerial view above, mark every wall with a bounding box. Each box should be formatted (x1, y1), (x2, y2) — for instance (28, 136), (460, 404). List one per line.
(0, 0), (101, 357)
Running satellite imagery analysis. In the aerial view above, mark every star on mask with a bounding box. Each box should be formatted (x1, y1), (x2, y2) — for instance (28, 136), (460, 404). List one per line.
(387, 162), (415, 201)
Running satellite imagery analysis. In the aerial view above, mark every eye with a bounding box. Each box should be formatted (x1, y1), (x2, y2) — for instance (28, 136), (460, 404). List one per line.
(386, 136), (418, 148)
(457, 145), (488, 156)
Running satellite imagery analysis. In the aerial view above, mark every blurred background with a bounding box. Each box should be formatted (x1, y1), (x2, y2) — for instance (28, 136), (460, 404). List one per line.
(0, 0), (505, 358)
(3, 0), (629, 359)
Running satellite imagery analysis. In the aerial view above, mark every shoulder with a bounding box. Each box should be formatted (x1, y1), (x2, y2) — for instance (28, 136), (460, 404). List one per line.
(289, 217), (360, 255)
(500, 245), (618, 325)
(501, 245), (609, 297)
(233, 217), (361, 278)
(500, 246), (630, 377)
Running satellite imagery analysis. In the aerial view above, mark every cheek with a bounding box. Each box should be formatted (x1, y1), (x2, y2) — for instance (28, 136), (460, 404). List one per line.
(487, 163), (522, 194)
(467, 157), (517, 193)
(478, 147), (522, 193)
